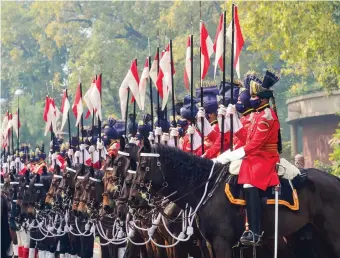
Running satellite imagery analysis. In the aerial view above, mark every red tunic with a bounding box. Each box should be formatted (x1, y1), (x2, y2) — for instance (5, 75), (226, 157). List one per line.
(236, 106), (280, 191)
(196, 122), (220, 158)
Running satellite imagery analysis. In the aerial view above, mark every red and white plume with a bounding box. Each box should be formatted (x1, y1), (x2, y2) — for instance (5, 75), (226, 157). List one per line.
(60, 89), (70, 131)
(119, 60), (140, 120)
(12, 111), (20, 138)
(84, 78), (96, 119)
(149, 52), (159, 87)
(227, 5), (244, 79)
(139, 58), (149, 110)
(72, 83), (83, 127)
(213, 13), (225, 78)
(184, 36), (191, 90)
(200, 21), (214, 80)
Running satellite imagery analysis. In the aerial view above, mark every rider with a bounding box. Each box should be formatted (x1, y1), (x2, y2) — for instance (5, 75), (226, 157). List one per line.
(215, 69), (281, 245)
(179, 95), (201, 154)
(201, 81), (241, 158)
(195, 85), (220, 158)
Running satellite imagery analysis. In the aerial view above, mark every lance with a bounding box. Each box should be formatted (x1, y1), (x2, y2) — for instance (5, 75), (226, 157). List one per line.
(169, 39), (177, 148)
(124, 89), (130, 137)
(190, 33), (194, 153)
(157, 30), (160, 130)
(65, 89), (72, 145)
(230, 4), (235, 151)
(220, 10), (227, 153)
(10, 113), (14, 155)
(148, 38), (154, 129)
(133, 59), (137, 137)
(17, 95), (20, 152)
(199, 1), (204, 154)
(97, 72), (102, 163)
(92, 76), (96, 145)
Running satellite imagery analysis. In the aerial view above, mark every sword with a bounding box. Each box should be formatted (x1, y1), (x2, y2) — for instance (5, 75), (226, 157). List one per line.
(274, 184), (280, 258)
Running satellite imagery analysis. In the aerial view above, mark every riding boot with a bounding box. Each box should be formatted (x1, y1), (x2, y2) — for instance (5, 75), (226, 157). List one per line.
(28, 248), (35, 258)
(240, 187), (262, 246)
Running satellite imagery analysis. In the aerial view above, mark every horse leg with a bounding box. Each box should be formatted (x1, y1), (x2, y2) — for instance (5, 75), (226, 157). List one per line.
(99, 236), (110, 258)
(212, 236), (233, 258)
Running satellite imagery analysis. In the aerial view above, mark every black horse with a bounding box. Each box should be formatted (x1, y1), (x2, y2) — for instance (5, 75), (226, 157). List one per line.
(130, 141), (340, 258)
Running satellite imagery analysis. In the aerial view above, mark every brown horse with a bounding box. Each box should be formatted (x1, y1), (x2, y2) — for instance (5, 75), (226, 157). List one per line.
(131, 141), (340, 258)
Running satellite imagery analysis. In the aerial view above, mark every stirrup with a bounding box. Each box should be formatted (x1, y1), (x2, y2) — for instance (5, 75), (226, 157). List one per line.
(240, 230), (263, 246)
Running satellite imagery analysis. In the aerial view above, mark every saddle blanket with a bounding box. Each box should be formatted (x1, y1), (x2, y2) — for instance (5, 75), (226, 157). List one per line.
(225, 175), (299, 211)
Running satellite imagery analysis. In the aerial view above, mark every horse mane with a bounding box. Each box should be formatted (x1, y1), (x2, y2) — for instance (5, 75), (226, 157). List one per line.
(153, 144), (219, 189)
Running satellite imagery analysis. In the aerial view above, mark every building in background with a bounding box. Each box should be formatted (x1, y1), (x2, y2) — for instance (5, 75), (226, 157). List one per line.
(286, 90), (340, 168)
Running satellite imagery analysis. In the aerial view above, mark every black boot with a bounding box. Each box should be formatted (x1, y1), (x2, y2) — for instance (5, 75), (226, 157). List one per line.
(240, 187), (263, 246)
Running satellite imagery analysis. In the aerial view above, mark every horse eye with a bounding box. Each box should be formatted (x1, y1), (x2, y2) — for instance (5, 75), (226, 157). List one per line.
(67, 174), (70, 177)
(36, 190), (40, 194)
(91, 186), (95, 190)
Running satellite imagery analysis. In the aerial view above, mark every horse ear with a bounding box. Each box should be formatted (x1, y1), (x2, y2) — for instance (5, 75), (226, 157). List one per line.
(25, 170), (29, 182)
(143, 137), (151, 153)
(120, 136), (125, 151)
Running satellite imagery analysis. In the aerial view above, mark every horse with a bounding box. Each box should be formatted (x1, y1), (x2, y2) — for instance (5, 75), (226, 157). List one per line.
(1, 187), (12, 258)
(130, 140), (340, 258)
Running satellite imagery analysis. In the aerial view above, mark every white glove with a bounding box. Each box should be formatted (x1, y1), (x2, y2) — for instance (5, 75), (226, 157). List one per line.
(52, 153), (57, 160)
(218, 106), (230, 132)
(97, 139), (104, 150)
(15, 157), (21, 164)
(148, 132), (155, 142)
(187, 125), (195, 135)
(214, 147), (245, 164)
(27, 164), (31, 170)
(170, 128), (179, 138)
(88, 145), (96, 153)
(74, 151), (81, 158)
(129, 137), (139, 145)
(196, 107), (205, 119)
(50, 141), (53, 148)
(68, 149), (74, 157)
(79, 144), (86, 151)
(226, 104), (236, 116)
(3, 162), (8, 169)
(155, 127), (162, 136)
(162, 133), (170, 143)
(7, 156), (11, 163)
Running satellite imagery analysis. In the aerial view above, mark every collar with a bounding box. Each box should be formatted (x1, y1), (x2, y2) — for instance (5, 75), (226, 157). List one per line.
(242, 108), (254, 116)
(210, 120), (218, 126)
(256, 104), (270, 112)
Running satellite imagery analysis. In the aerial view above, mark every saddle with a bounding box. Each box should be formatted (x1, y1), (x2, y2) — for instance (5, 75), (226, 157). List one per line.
(225, 159), (308, 211)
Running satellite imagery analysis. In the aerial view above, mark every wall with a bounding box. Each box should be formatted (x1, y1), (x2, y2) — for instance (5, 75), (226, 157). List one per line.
(300, 115), (340, 168)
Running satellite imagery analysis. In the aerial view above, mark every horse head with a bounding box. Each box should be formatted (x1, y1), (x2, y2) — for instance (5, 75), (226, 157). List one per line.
(71, 163), (86, 215)
(79, 168), (104, 219)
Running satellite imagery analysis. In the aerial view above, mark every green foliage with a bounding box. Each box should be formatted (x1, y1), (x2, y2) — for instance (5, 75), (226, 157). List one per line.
(1, 1), (339, 146)
(329, 122), (340, 176)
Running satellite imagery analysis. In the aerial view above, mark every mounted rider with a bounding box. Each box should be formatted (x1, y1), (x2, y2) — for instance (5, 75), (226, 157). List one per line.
(195, 85), (220, 158)
(215, 69), (281, 245)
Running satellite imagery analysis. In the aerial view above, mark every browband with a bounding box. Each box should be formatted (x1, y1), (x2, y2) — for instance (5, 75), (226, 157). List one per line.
(140, 153), (160, 158)
(77, 176), (85, 180)
(66, 167), (76, 173)
(53, 174), (63, 179)
(127, 170), (136, 174)
(10, 182), (19, 185)
(106, 167), (114, 171)
(118, 151), (130, 157)
(34, 183), (44, 187)
(89, 177), (101, 182)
